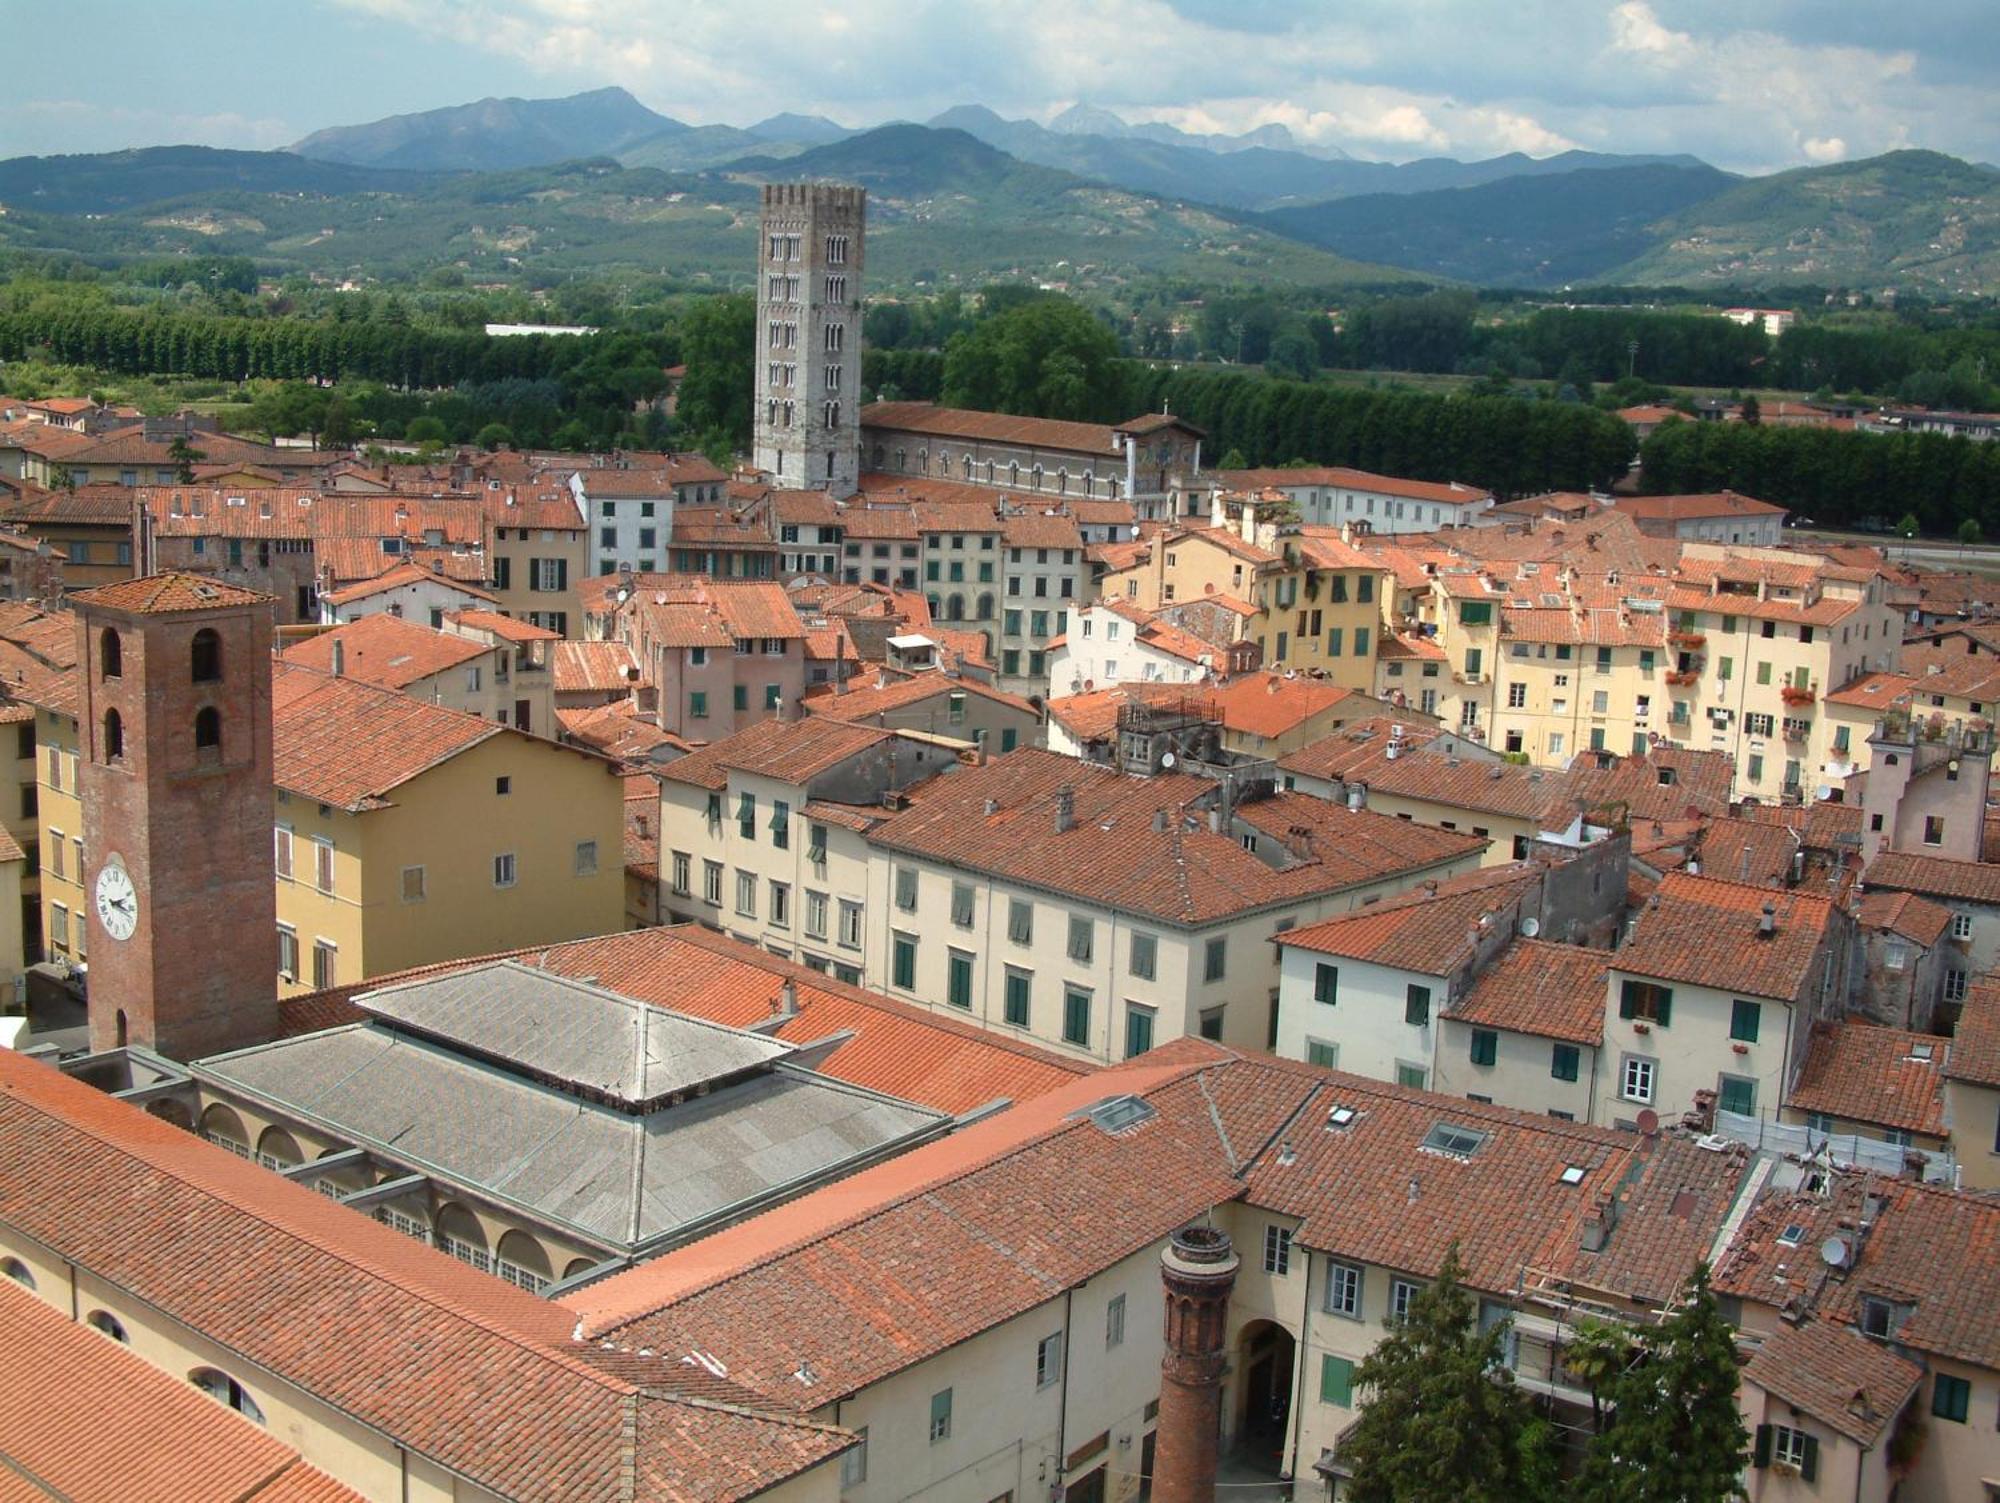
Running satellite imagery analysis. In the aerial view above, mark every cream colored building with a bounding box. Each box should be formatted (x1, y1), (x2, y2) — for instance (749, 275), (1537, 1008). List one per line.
(269, 664), (624, 995)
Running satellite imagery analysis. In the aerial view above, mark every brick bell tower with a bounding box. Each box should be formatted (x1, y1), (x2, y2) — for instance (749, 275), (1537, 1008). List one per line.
(1153, 1225), (1240, 1503)
(73, 573), (278, 1060)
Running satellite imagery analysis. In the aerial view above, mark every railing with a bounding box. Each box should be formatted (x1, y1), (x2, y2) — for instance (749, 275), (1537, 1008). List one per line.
(1664, 669), (1699, 687)
(1710, 1108), (1957, 1185)
(1779, 685), (1816, 707)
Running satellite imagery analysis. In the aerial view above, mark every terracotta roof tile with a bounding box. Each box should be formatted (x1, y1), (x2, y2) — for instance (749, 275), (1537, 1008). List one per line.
(1741, 1321), (1923, 1446)
(1447, 939), (1609, 1044)
(659, 717), (892, 789)
(320, 561), (496, 608)
(444, 609), (560, 643)
(553, 641), (642, 694)
(1853, 889), (1952, 947)
(279, 614), (489, 689)
(862, 401), (1128, 457)
(1281, 866), (1541, 975)
(271, 663), (503, 810)
(807, 672), (1038, 725)
(1615, 872), (1837, 1002)
(1786, 1022), (1949, 1136)
(0, 1281), (370, 1503)
(1948, 975), (2000, 1089)
(1210, 467), (1493, 506)
(1554, 1132), (1751, 1306)
(1614, 490), (1786, 520)
(71, 572), (270, 615)
(1864, 849), (2000, 907)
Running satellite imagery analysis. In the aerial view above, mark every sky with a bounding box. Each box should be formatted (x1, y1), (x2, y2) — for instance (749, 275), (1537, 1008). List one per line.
(2, 0), (1995, 174)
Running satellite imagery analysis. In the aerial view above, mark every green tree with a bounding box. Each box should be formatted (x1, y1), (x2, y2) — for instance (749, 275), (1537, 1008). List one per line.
(166, 435), (206, 484)
(1739, 393), (1761, 425)
(1960, 518), (1983, 545)
(474, 422), (515, 451)
(1216, 448), (1249, 470)
(321, 396), (357, 447)
(1342, 1246), (1542, 1503)
(941, 297), (1120, 421)
(405, 416), (449, 445)
(1266, 331), (1319, 383)
(1561, 1318), (1633, 1433)
(675, 293), (755, 455)
(1898, 512), (1921, 538)
(1576, 1266), (1747, 1503)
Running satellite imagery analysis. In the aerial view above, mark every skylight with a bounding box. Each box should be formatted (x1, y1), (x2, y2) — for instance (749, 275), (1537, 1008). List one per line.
(1327, 1105), (1358, 1130)
(1078, 1095), (1155, 1134)
(1777, 1224), (1806, 1247)
(1559, 1165), (1587, 1186)
(1420, 1122), (1489, 1159)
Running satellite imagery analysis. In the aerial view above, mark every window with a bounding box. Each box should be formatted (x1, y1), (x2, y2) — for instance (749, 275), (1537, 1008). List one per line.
(735, 870), (757, 917)
(951, 881), (975, 928)
(1068, 914), (1094, 963)
(1551, 1043), (1580, 1082)
(47, 902), (68, 952)
(496, 776), (511, 796)
(574, 840), (598, 877)
(895, 866), (918, 912)
(1618, 979), (1673, 1026)
(689, 690), (708, 719)
(703, 860), (724, 906)
(1396, 1062), (1427, 1090)
(1405, 984), (1431, 1027)
(1951, 911), (1973, 941)
(770, 880), (790, 928)
(928, 1388), (953, 1443)
(1004, 968), (1031, 1026)
(273, 825), (294, 879)
(892, 932), (917, 989)
(1931, 1373), (1970, 1424)
(1263, 1224), (1293, 1275)
(947, 949), (973, 1008)
(838, 899), (863, 949)
(401, 865), (426, 902)
(1717, 1075), (1756, 1116)
(87, 1309), (129, 1343)
(312, 939), (337, 990)
(276, 925), (298, 982)
(1008, 899), (1034, 945)
(1320, 1354), (1354, 1406)
(1314, 962), (1338, 1005)
(805, 889), (828, 939)
(1729, 999), (1761, 1043)
(1923, 815), (1945, 846)
(1036, 1332), (1063, 1389)
(1621, 1055), (1656, 1104)
(194, 706), (221, 751)
(769, 800), (790, 850)
(190, 628), (221, 683)
(1947, 968), (1969, 1003)
(1125, 1003), (1155, 1058)
(1106, 1294), (1126, 1348)
(1470, 1028), (1498, 1067)
(312, 838), (335, 895)
(1063, 987), (1091, 1046)
(1129, 930), (1156, 979)
(1324, 1260), (1362, 1318)
(1757, 1424), (1817, 1480)
(1389, 1278), (1420, 1324)
(190, 1369), (265, 1425)
(1306, 1039), (1339, 1069)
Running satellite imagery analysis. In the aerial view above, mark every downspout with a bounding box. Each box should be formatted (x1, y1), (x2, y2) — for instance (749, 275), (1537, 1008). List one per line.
(1285, 1249), (1313, 1480)
(1054, 1286), (1076, 1499)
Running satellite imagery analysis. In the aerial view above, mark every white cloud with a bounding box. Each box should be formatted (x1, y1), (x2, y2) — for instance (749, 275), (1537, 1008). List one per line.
(1801, 136), (1848, 164)
(0, 99), (294, 154)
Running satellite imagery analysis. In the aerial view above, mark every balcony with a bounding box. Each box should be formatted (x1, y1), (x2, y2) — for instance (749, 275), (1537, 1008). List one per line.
(1664, 669), (1700, 688)
(1668, 630), (1707, 650)
(1782, 718), (1812, 742)
(1780, 684), (1816, 707)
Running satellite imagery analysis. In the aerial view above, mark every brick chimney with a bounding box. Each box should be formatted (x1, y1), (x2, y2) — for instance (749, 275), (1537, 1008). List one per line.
(1153, 1226), (1239, 1503)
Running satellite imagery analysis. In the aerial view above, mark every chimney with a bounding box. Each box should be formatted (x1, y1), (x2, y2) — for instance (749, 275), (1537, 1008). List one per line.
(1579, 1194), (1617, 1253)
(984, 797), (1000, 817)
(330, 638), (345, 678)
(773, 979), (798, 1020)
(1153, 1227), (1239, 1503)
(1758, 901), (1777, 937)
(1153, 807), (1169, 833)
(1055, 787), (1075, 834)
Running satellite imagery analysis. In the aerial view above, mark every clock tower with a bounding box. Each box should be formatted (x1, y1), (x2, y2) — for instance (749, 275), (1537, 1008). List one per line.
(73, 573), (279, 1060)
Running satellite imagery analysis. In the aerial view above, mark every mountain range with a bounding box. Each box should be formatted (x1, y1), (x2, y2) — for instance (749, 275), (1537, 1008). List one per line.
(1, 88), (1996, 293)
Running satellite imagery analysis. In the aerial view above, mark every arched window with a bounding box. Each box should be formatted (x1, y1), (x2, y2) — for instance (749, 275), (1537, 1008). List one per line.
(946, 594), (966, 622)
(102, 709), (123, 762)
(189, 1368), (265, 1425)
(114, 1009), (128, 1048)
(976, 592), (995, 620)
(434, 1203), (491, 1273)
(495, 1231), (553, 1295)
(190, 628), (221, 683)
(562, 1256), (600, 1282)
(87, 1310), (129, 1343)
(194, 707), (221, 752)
(99, 628), (121, 680)
(872, 444), (885, 469)
(2, 1257), (34, 1290)
(1008, 461), (1020, 486)
(925, 594), (941, 620)
(1031, 465), (1044, 491)
(255, 1127), (302, 1172)
(198, 1104), (249, 1158)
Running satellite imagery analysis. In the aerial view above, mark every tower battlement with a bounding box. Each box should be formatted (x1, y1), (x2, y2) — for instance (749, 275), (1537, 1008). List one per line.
(760, 182), (867, 215)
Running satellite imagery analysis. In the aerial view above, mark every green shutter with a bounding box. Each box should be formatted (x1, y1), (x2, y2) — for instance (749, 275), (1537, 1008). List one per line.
(1799, 1435), (1819, 1483)
(1731, 999), (1761, 1042)
(1405, 985), (1430, 1026)
(1315, 963), (1338, 1005)
(1752, 1425), (1772, 1468)
(1319, 1354), (1354, 1406)
(1551, 1044), (1579, 1082)
(1619, 980), (1639, 1019)
(1471, 1029), (1497, 1066)
(1655, 988), (1672, 1027)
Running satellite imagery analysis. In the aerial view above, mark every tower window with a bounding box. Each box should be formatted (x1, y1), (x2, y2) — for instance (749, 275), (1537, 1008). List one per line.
(99, 628), (121, 680)
(194, 706), (221, 751)
(102, 709), (123, 762)
(190, 628), (222, 683)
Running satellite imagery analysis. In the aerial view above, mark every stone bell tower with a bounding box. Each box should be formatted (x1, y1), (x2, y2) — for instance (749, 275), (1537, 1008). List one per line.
(753, 181), (864, 496)
(72, 573), (278, 1059)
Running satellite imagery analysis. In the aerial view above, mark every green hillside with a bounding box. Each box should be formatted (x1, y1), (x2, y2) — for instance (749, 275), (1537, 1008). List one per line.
(0, 130), (1413, 292)
(1610, 150), (2000, 293)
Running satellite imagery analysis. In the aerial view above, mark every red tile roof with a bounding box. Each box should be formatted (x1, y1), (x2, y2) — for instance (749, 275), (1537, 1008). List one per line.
(271, 663), (503, 810)
(446, 608), (560, 643)
(279, 614), (488, 689)
(320, 561), (497, 608)
(1864, 849), (2000, 907)
(1210, 467), (1494, 506)
(1613, 490), (1786, 520)
(1447, 939), (1609, 1044)
(867, 749), (1484, 925)
(1616, 872), (1838, 1002)
(1948, 975), (2000, 1089)
(861, 401), (1127, 457)
(71, 572), (270, 615)
(553, 640), (642, 695)
(807, 671), (1038, 726)
(659, 717), (892, 790)
(1740, 1321), (1922, 1446)
(0, 1049), (851, 1502)
(1853, 888), (1952, 947)
(1280, 865), (1540, 975)
(0, 1281), (370, 1503)
(1787, 1022), (1949, 1136)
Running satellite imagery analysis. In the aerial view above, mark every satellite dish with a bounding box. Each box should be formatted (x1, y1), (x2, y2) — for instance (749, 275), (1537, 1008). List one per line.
(1815, 784), (1833, 801)
(1520, 916), (1541, 938)
(1635, 1108), (1660, 1136)
(1161, 752), (1177, 769)
(1820, 1236), (1850, 1269)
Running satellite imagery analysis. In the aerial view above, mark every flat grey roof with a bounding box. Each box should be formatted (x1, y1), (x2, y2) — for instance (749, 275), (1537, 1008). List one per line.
(198, 1022), (943, 1250)
(353, 961), (792, 1110)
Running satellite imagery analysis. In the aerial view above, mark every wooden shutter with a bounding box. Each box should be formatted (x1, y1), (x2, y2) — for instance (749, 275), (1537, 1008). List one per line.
(1752, 1424), (1772, 1468)
(1799, 1434), (1818, 1483)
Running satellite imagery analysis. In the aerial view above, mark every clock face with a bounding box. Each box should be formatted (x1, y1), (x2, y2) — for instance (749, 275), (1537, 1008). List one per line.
(94, 862), (138, 942)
